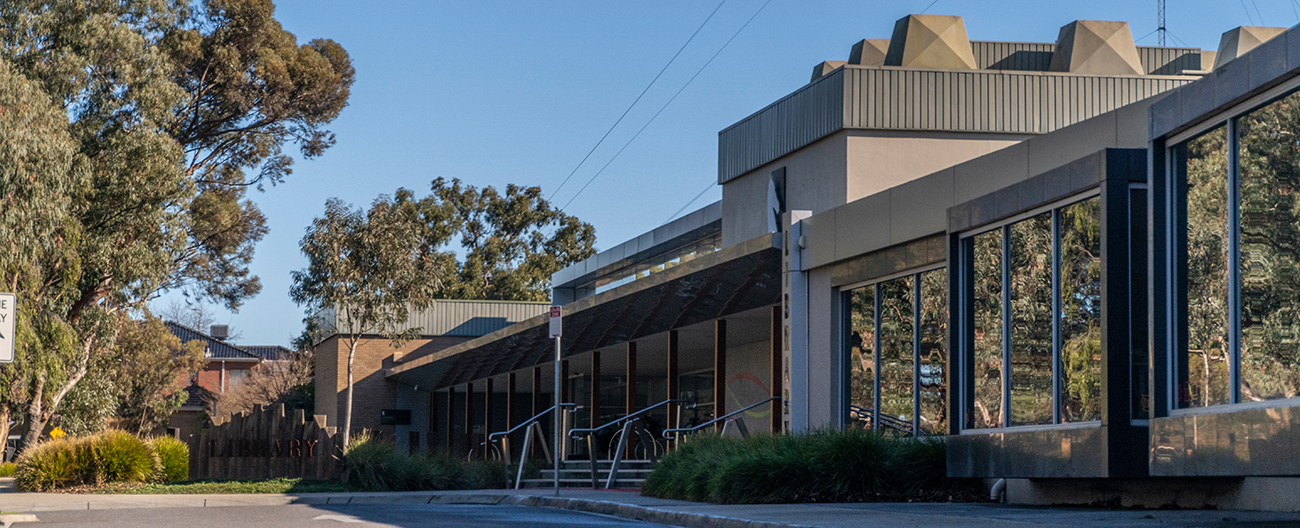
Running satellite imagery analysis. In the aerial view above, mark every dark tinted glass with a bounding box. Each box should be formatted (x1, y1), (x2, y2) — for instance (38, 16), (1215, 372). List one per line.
(919, 269), (948, 434)
(879, 276), (915, 424)
(847, 286), (877, 424)
(1238, 92), (1300, 402)
(1181, 127), (1231, 408)
(1059, 198), (1102, 422)
(1009, 213), (1054, 426)
(970, 230), (1003, 428)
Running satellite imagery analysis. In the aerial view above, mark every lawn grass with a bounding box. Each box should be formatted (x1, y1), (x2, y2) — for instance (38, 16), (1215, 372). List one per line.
(88, 478), (357, 494)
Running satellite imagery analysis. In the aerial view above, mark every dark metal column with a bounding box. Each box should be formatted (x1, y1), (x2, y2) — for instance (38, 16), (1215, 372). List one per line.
(770, 305), (783, 434)
(506, 372), (517, 452)
(667, 331), (680, 442)
(463, 382), (472, 457)
(484, 378), (494, 452)
(625, 341), (638, 459)
(591, 351), (602, 429)
(714, 319), (727, 428)
(446, 386), (455, 453)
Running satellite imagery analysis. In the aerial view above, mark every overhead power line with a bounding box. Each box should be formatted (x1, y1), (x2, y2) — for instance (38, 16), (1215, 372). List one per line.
(547, 0), (729, 201)
(561, 0), (777, 212)
(665, 180), (717, 224)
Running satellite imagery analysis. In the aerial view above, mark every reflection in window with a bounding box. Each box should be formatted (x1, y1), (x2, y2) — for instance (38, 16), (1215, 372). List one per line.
(848, 287), (876, 415)
(970, 230), (1003, 429)
(1060, 198), (1102, 422)
(1009, 213), (1054, 426)
(1181, 127), (1231, 408)
(1238, 92), (1300, 402)
(919, 270), (947, 434)
(880, 277), (915, 424)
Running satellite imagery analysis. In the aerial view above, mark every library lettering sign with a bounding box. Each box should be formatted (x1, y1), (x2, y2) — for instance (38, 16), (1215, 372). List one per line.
(189, 404), (342, 480)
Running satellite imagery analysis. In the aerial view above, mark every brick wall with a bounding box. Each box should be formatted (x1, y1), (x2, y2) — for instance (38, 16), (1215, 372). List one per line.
(315, 335), (471, 438)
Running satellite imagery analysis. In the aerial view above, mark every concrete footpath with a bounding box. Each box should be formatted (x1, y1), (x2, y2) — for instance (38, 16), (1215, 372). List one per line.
(0, 487), (1299, 527)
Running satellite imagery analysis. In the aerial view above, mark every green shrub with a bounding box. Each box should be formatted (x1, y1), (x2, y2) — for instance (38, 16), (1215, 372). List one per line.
(643, 429), (970, 504)
(83, 430), (160, 485)
(0, 461), (16, 477)
(149, 436), (189, 482)
(15, 439), (79, 491)
(341, 432), (507, 492)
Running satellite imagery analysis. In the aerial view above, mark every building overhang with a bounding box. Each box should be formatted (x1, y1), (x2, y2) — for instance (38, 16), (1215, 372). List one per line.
(387, 233), (782, 391)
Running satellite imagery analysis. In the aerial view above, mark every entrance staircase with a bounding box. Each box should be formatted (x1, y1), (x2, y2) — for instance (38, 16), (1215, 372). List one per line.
(520, 458), (656, 489)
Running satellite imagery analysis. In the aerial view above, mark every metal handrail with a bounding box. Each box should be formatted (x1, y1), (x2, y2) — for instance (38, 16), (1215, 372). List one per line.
(663, 396), (779, 439)
(567, 398), (691, 439)
(488, 403), (576, 443)
(848, 405), (913, 433)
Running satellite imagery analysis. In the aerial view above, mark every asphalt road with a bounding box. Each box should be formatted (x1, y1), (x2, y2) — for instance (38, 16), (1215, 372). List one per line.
(24, 503), (680, 527)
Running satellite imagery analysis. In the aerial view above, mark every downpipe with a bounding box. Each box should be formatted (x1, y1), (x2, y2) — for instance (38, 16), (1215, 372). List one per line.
(990, 478), (1007, 503)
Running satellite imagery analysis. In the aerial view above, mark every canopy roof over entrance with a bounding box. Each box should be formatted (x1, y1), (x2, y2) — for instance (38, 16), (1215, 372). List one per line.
(386, 234), (782, 391)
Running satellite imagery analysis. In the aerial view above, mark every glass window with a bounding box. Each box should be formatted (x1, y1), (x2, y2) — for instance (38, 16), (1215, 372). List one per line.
(961, 195), (1105, 430)
(1009, 213), (1054, 426)
(848, 286), (876, 417)
(879, 277), (915, 425)
(1059, 198), (1102, 422)
(1179, 127), (1231, 408)
(919, 269), (948, 434)
(843, 269), (946, 434)
(970, 229), (1004, 429)
(1238, 92), (1300, 402)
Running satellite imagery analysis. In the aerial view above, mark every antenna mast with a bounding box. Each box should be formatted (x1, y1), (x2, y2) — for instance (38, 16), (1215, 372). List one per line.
(1157, 0), (1167, 46)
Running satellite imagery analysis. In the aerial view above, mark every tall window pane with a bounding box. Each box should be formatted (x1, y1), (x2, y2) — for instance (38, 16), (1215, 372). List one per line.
(847, 286), (876, 424)
(879, 277), (915, 427)
(970, 230), (1003, 428)
(1009, 213), (1054, 426)
(919, 269), (947, 434)
(1059, 198), (1102, 422)
(1238, 92), (1300, 402)
(1182, 127), (1231, 407)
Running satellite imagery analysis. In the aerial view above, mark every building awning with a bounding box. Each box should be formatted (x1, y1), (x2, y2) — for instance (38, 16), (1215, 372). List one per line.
(386, 233), (781, 391)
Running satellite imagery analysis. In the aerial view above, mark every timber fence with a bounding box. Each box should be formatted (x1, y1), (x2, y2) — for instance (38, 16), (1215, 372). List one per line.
(189, 404), (342, 480)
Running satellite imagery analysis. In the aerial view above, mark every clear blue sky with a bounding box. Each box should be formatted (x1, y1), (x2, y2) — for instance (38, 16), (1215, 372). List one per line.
(165, 0), (1289, 347)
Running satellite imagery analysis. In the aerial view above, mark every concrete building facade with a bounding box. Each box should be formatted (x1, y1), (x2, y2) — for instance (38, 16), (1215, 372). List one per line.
(371, 14), (1300, 509)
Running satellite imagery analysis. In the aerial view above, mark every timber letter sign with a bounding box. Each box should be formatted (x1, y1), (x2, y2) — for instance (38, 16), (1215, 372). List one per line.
(190, 404), (342, 480)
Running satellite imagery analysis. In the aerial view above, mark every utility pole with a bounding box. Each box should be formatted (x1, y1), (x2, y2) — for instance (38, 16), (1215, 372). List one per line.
(1157, 0), (1167, 46)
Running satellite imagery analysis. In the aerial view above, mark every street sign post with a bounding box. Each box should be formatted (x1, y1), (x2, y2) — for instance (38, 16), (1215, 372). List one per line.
(0, 293), (14, 363)
(549, 305), (562, 496)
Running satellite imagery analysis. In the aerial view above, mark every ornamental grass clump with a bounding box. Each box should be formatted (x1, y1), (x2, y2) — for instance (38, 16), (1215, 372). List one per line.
(340, 431), (461, 491)
(14, 430), (169, 491)
(14, 439), (78, 491)
(642, 428), (977, 504)
(148, 436), (190, 483)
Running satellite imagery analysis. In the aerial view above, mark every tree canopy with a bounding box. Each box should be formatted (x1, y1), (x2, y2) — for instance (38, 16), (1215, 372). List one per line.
(0, 0), (352, 446)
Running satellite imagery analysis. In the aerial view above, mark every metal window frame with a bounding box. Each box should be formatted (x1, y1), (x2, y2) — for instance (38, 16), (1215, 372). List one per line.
(839, 263), (946, 433)
(957, 191), (1104, 432)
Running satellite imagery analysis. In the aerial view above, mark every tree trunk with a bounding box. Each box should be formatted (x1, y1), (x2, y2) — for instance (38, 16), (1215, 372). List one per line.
(0, 409), (11, 461)
(21, 322), (100, 450)
(21, 373), (47, 450)
(342, 338), (357, 451)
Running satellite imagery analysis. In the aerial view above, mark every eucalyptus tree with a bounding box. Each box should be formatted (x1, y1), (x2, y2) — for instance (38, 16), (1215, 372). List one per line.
(0, 0), (353, 447)
(291, 192), (454, 449)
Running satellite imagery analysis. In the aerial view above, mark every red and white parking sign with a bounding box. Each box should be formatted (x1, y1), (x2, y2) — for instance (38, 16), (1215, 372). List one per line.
(549, 306), (562, 338)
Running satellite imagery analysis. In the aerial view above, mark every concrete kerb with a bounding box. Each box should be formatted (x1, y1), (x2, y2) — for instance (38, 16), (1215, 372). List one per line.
(508, 495), (811, 528)
(0, 489), (807, 528)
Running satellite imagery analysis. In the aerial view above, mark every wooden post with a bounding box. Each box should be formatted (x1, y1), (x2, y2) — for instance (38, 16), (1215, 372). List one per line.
(506, 372), (517, 433)
(667, 330), (680, 445)
(714, 319), (727, 429)
(591, 351), (602, 429)
(625, 341), (638, 459)
(561, 360), (570, 403)
(771, 305), (783, 434)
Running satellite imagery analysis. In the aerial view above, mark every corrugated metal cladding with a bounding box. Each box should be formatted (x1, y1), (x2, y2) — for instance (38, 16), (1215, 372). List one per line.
(1137, 47), (1201, 75)
(717, 69), (844, 184)
(718, 67), (1194, 183)
(971, 41), (1054, 71)
(318, 301), (548, 338)
(404, 301), (548, 336)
